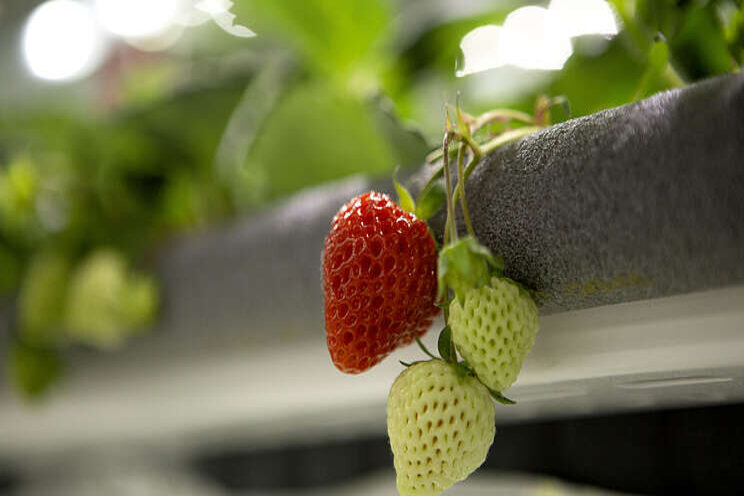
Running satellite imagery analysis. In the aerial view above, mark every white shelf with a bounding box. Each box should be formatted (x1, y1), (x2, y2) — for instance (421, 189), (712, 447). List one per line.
(1, 285), (742, 461)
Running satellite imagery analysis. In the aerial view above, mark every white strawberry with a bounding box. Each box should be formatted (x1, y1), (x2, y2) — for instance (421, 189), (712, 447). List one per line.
(449, 276), (539, 392)
(387, 359), (495, 496)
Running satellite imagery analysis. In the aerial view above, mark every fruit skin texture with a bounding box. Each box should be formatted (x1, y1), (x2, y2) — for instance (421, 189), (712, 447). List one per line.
(449, 276), (539, 392)
(387, 360), (495, 496)
(323, 191), (439, 374)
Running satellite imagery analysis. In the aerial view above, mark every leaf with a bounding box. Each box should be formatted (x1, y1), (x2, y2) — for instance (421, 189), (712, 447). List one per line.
(393, 166), (416, 214)
(539, 95), (571, 125)
(632, 34), (670, 101)
(415, 180), (446, 221)
(245, 80), (397, 203)
(438, 236), (500, 303)
(232, 0), (390, 80)
(489, 254), (506, 278)
(670, 4), (737, 78)
(435, 294), (454, 309)
(444, 105), (454, 132)
(463, 237), (503, 272)
(454, 360), (476, 379)
(455, 104), (471, 140)
(414, 335), (437, 360)
(8, 340), (63, 400)
(18, 250), (71, 347)
(488, 388), (516, 405)
(367, 96), (430, 169)
(437, 326), (453, 362)
(550, 36), (649, 118)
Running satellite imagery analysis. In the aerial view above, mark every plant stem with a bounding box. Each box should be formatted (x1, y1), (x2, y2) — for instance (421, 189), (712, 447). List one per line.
(442, 132), (456, 245)
(453, 126), (541, 206)
(608, 0), (686, 90)
(415, 335), (437, 360)
(479, 126), (541, 157)
(471, 109), (536, 133)
(456, 143), (475, 237)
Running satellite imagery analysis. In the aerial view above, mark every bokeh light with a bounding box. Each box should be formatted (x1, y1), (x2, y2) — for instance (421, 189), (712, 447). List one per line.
(456, 25), (503, 77)
(499, 6), (573, 71)
(457, 0), (619, 76)
(548, 0), (618, 38)
(22, 0), (103, 81)
(95, 0), (180, 39)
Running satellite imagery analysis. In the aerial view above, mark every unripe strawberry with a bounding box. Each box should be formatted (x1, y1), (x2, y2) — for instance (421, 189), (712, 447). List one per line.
(64, 250), (158, 349)
(387, 360), (495, 496)
(323, 192), (439, 374)
(449, 276), (539, 392)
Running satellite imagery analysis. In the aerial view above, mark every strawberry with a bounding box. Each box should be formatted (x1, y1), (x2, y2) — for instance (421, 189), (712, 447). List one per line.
(323, 192), (439, 373)
(387, 359), (495, 496)
(448, 276), (539, 392)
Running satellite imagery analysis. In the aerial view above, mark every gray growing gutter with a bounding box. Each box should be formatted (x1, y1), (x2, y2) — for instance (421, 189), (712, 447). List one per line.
(426, 71), (744, 313)
(159, 71), (744, 341)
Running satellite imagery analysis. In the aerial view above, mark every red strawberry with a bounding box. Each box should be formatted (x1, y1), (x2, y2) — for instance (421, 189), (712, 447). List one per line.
(323, 192), (440, 373)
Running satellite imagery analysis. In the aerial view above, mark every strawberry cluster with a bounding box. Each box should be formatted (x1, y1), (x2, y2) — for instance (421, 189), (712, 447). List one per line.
(321, 104), (544, 495)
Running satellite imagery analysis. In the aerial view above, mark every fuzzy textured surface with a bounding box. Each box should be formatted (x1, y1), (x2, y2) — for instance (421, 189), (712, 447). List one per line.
(419, 72), (744, 313)
(387, 360), (495, 496)
(323, 192), (439, 373)
(449, 277), (539, 392)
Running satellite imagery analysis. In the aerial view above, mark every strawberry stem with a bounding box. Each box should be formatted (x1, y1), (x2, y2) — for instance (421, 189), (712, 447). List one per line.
(442, 130), (457, 245)
(456, 142), (475, 237)
(488, 388), (516, 405)
(415, 335), (437, 360)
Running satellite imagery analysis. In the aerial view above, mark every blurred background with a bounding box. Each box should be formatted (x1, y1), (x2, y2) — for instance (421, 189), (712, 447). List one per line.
(0, 0), (742, 494)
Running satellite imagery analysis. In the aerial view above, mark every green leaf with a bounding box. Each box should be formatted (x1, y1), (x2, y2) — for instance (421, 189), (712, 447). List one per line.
(393, 167), (416, 214)
(8, 340), (63, 400)
(550, 36), (648, 117)
(368, 96), (430, 169)
(437, 326), (453, 362)
(435, 294), (454, 309)
(415, 180), (446, 221)
(454, 360), (476, 379)
(671, 4), (737, 78)
(463, 237), (503, 273)
(444, 106), (454, 132)
(548, 95), (571, 123)
(488, 388), (516, 405)
(490, 254), (506, 278)
(18, 250), (71, 347)
(245, 80), (396, 205)
(633, 34), (670, 101)
(438, 236), (501, 303)
(233, 0), (390, 83)
(414, 335), (437, 360)
(456, 104), (471, 140)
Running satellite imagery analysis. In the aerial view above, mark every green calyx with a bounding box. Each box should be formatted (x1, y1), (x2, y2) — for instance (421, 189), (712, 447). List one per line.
(437, 236), (504, 305)
(393, 166), (416, 214)
(393, 166), (447, 223)
(408, 328), (516, 405)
